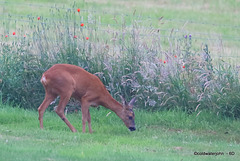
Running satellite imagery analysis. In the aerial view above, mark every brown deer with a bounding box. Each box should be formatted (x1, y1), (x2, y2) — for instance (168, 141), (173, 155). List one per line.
(38, 64), (136, 133)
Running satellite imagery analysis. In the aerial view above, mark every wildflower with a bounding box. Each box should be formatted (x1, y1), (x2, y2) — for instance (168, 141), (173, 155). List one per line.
(81, 23), (84, 27)
(183, 65), (185, 68)
(184, 35), (187, 39)
(5, 35), (8, 38)
(37, 17), (40, 20)
(24, 35), (26, 38)
(164, 60), (166, 64)
(13, 32), (16, 35)
(86, 37), (89, 40)
(174, 55), (177, 58)
(189, 34), (192, 40)
(74, 35), (77, 38)
(77, 8), (80, 12)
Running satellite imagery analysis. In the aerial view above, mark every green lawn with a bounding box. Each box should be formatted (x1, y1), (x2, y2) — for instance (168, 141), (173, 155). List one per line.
(0, 104), (239, 161)
(2, 0), (240, 38)
(1, 0), (240, 59)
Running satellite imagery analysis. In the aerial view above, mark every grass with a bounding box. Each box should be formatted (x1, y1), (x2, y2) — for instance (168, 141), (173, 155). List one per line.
(0, 1), (240, 159)
(1, 0), (240, 50)
(1, 0), (239, 61)
(0, 103), (240, 161)
(1, 0), (240, 118)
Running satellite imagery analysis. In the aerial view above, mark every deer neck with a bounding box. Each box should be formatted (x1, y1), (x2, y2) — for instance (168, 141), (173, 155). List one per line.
(101, 94), (123, 117)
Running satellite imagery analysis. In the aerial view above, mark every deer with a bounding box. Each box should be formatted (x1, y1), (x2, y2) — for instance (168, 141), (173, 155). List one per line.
(38, 64), (136, 133)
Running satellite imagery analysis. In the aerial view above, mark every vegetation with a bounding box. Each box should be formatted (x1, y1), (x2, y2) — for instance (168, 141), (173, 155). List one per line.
(0, 104), (239, 161)
(0, 0), (240, 118)
(0, 0), (240, 160)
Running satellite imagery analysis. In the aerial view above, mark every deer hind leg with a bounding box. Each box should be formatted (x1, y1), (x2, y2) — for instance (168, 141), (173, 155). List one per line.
(55, 93), (77, 132)
(38, 94), (57, 129)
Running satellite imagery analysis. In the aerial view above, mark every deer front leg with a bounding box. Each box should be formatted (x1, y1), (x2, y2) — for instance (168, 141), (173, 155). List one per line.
(81, 102), (92, 133)
(87, 109), (93, 133)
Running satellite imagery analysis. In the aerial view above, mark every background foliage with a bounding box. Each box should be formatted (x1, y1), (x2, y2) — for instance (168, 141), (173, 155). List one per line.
(0, 0), (240, 118)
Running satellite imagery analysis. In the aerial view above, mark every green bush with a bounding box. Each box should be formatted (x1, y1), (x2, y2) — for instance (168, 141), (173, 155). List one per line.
(0, 6), (240, 118)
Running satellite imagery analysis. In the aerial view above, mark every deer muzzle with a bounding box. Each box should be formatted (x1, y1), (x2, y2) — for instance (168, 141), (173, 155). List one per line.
(129, 127), (136, 131)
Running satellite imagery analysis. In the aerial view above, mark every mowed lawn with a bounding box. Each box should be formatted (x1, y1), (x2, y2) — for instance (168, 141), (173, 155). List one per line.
(0, 104), (239, 161)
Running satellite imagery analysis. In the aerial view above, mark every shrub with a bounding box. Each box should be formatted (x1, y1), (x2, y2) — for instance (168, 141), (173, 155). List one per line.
(0, 6), (239, 118)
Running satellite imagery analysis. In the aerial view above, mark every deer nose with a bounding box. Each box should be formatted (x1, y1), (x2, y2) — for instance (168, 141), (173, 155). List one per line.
(129, 127), (136, 131)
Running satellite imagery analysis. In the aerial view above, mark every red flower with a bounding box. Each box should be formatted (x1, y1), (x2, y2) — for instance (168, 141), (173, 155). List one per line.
(81, 23), (84, 27)
(5, 35), (8, 38)
(37, 17), (40, 20)
(174, 55), (177, 58)
(74, 35), (77, 38)
(183, 65), (185, 68)
(86, 37), (89, 40)
(13, 32), (16, 35)
(24, 35), (26, 38)
(163, 60), (166, 64)
(77, 8), (80, 12)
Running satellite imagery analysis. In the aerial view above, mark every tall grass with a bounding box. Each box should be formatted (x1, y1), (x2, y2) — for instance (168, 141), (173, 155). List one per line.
(0, 4), (240, 118)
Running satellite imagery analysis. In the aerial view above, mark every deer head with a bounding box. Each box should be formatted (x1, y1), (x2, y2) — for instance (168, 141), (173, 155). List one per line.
(120, 96), (137, 131)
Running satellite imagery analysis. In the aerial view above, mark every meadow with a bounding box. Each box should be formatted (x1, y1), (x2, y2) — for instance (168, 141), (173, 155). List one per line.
(0, 103), (240, 161)
(0, 0), (240, 160)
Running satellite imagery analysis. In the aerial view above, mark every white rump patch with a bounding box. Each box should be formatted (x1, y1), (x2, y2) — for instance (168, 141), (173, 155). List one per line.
(41, 75), (47, 84)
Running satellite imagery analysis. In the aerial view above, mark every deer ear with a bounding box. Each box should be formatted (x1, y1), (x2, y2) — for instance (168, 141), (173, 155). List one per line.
(119, 95), (127, 107)
(128, 97), (136, 108)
